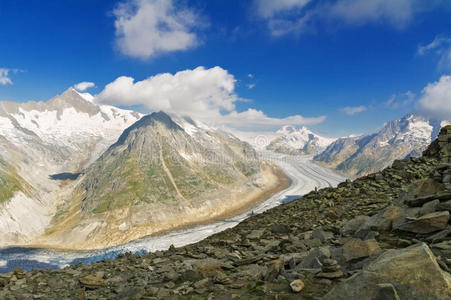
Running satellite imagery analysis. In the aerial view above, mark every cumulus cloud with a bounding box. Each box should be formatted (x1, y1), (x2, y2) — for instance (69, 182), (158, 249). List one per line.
(0, 68), (14, 85)
(96, 66), (325, 130)
(417, 75), (451, 120)
(341, 105), (367, 115)
(247, 83), (256, 89)
(113, 0), (202, 59)
(255, 0), (441, 36)
(74, 81), (95, 91)
(418, 36), (451, 71)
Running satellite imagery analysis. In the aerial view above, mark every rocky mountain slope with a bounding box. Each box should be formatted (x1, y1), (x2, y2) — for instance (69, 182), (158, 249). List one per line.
(37, 112), (288, 249)
(267, 125), (335, 155)
(2, 126), (450, 299)
(315, 114), (448, 177)
(0, 88), (143, 245)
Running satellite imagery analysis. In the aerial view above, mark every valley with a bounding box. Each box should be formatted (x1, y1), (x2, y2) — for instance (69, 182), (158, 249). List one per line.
(0, 152), (346, 273)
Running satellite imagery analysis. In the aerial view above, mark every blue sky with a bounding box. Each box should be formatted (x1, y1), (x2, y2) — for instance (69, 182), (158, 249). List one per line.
(1, 0), (451, 137)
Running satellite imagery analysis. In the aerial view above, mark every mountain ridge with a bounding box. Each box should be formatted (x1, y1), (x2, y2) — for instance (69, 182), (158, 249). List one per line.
(314, 113), (450, 177)
(0, 88), (143, 246)
(266, 125), (335, 155)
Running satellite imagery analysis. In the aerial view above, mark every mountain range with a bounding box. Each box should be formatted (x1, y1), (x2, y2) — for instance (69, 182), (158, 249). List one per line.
(264, 114), (449, 178)
(0, 89), (287, 249)
(266, 125), (335, 155)
(314, 114), (449, 177)
(1, 87), (449, 248)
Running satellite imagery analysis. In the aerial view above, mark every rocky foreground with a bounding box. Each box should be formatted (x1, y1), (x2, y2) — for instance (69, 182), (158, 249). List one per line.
(1, 126), (451, 299)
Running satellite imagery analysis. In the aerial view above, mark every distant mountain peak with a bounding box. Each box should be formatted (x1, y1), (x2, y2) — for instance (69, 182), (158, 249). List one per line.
(314, 113), (449, 177)
(268, 125), (335, 155)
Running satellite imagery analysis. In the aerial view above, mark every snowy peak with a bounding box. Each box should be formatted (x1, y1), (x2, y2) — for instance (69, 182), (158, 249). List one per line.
(314, 113), (450, 177)
(47, 88), (99, 117)
(0, 88), (143, 173)
(267, 125), (335, 155)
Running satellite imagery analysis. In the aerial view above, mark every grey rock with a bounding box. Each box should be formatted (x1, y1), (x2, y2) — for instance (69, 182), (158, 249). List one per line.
(371, 283), (400, 300)
(341, 216), (371, 236)
(311, 229), (334, 242)
(323, 243), (451, 300)
(342, 238), (381, 262)
(300, 247), (330, 268)
(270, 224), (291, 234)
(437, 200), (451, 211)
(397, 211), (450, 234)
(419, 199), (440, 216)
(247, 229), (265, 240)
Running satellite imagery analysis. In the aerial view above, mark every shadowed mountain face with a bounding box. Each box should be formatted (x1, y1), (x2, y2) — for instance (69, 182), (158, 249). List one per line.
(314, 114), (449, 177)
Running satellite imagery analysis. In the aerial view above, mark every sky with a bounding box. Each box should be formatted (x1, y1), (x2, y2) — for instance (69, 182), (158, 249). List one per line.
(1, 0), (451, 137)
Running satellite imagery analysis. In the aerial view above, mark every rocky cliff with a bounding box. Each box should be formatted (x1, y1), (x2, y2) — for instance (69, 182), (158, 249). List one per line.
(1, 126), (450, 299)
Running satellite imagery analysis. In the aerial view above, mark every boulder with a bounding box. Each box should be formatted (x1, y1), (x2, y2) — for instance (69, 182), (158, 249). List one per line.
(323, 243), (451, 300)
(265, 259), (283, 281)
(397, 211), (450, 234)
(311, 228), (334, 242)
(247, 229), (265, 240)
(437, 200), (451, 212)
(367, 206), (404, 232)
(371, 283), (400, 300)
(300, 247), (330, 268)
(270, 224), (291, 234)
(79, 272), (105, 289)
(289, 279), (304, 293)
(419, 199), (440, 216)
(341, 216), (371, 236)
(342, 238), (381, 262)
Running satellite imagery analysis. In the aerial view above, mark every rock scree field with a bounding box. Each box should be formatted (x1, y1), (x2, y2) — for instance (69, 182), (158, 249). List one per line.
(1, 125), (451, 299)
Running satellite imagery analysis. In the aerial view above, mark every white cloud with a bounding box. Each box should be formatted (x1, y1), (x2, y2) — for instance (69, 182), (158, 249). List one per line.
(341, 105), (367, 115)
(255, 0), (440, 36)
(418, 36), (451, 55)
(418, 36), (451, 71)
(247, 83), (256, 89)
(96, 66), (325, 130)
(74, 81), (95, 91)
(385, 91), (415, 109)
(0, 68), (13, 85)
(417, 75), (451, 120)
(255, 0), (312, 19)
(325, 0), (414, 29)
(113, 0), (201, 59)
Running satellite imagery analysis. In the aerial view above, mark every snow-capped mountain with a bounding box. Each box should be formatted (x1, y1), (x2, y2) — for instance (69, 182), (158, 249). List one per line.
(0, 88), (142, 245)
(314, 114), (449, 177)
(266, 125), (336, 155)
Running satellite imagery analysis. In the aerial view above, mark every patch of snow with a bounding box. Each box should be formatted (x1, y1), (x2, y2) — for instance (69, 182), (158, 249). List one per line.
(75, 91), (95, 103)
